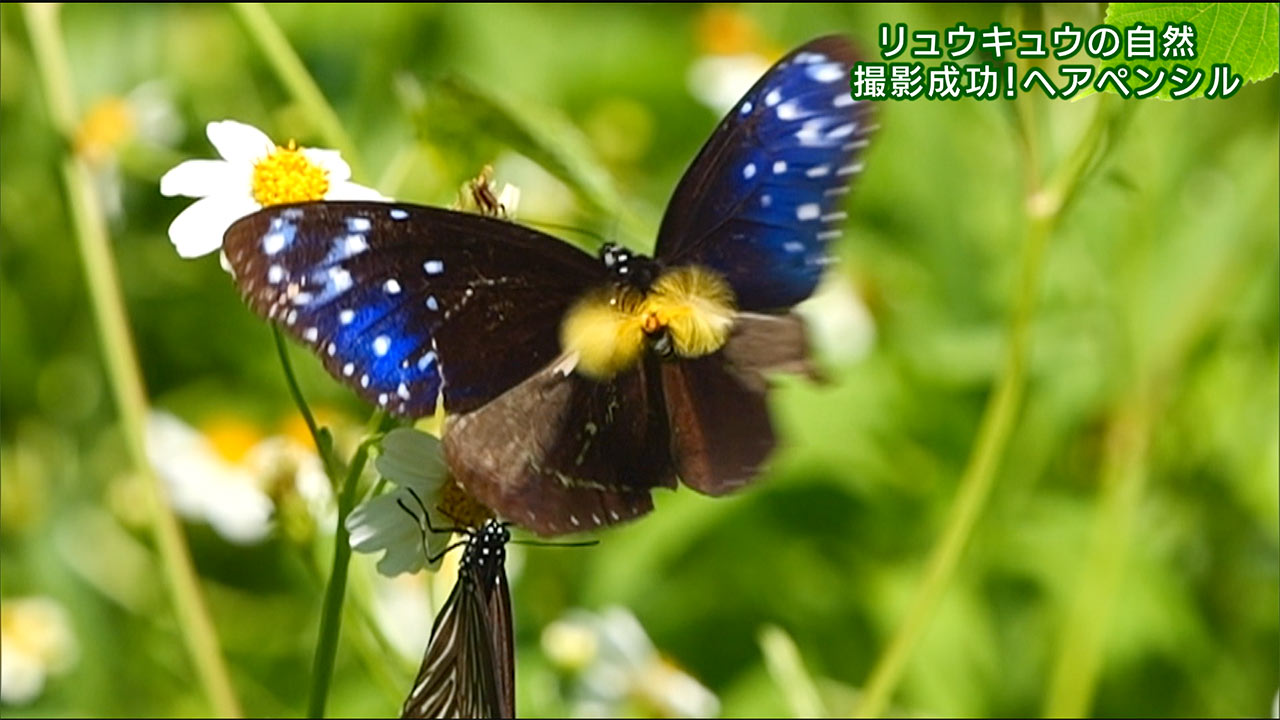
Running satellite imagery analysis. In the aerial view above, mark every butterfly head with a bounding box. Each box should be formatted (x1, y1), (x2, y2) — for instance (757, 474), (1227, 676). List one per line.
(462, 519), (510, 574)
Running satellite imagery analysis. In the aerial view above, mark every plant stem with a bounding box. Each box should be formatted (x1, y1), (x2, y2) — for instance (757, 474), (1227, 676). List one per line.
(272, 327), (344, 485)
(307, 415), (384, 718)
(22, 4), (241, 716)
(854, 94), (1117, 719)
(230, 2), (366, 178)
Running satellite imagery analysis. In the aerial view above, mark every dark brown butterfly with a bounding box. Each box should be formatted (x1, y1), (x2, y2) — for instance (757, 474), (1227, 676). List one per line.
(223, 35), (873, 536)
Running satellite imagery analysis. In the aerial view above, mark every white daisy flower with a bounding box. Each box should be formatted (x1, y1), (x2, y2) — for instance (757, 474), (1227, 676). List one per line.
(143, 411), (332, 545)
(542, 606), (720, 718)
(0, 596), (78, 706)
(159, 119), (385, 259)
(346, 428), (454, 576)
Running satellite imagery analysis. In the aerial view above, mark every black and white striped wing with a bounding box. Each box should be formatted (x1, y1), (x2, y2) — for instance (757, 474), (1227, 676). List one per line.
(401, 580), (504, 719)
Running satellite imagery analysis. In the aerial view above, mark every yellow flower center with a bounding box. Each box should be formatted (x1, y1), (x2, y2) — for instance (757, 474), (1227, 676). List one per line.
(438, 479), (494, 529)
(74, 96), (136, 164)
(251, 140), (330, 206)
(201, 417), (262, 464)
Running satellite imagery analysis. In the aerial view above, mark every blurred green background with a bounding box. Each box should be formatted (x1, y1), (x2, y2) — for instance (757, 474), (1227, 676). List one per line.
(1, 3), (1276, 718)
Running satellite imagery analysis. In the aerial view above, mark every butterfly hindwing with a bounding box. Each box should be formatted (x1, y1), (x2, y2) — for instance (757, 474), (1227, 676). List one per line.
(402, 522), (513, 719)
(654, 35), (874, 311)
(661, 313), (815, 494)
(223, 202), (606, 417)
(444, 359), (675, 536)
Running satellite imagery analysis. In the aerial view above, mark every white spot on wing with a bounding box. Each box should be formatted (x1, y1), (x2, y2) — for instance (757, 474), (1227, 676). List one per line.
(764, 88), (782, 106)
(417, 351), (437, 371)
(760, 194), (773, 208)
(776, 99), (801, 120)
(425, 296), (439, 311)
(341, 234), (368, 256)
(806, 165), (830, 178)
(383, 279), (401, 295)
(797, 203), (821, 221)
(268, 265), (285, 284)
(347, 217), (371, 232)
(343, 362), (354, 376)
(834, 93), (857, 108)
(304, 327), (318, 342)
(773, 160), (787, 175)
(743, 163), (756, 179)
(807, 62), (844, 83)
(397, 383), (411, 400)
(263, 232), (287, 255)
(827, 123), (856, 139)
(389, 208), (409, 221)
(372, 335), (391, 356)
(423, 260), (444, 275)
(328, 267), (352, 292)
(339, 309), (355, 325)
(739, 100), (753, 114)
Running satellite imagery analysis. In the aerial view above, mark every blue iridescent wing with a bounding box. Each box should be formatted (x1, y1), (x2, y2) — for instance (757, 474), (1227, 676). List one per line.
(654, 35), (874, 311)
(223, 202), (606, 417)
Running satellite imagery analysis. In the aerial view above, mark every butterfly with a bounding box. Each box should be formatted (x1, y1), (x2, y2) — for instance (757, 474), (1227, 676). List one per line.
(401, 518), (515, 719)
(224, 35), (874, 536)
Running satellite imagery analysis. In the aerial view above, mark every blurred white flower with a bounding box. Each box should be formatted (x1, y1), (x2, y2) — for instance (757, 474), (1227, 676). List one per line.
(346, 428), (453, 576)
(0, 596), (78, 706)
(159, 119), (385, 258)
(794, 271), (877, 366)
(144, 411), (331, 544)
(686, 6), (775, 115)
(75, 82), (183, 220)
(687, 52), (773, 115)
(542, 606), (719, 718)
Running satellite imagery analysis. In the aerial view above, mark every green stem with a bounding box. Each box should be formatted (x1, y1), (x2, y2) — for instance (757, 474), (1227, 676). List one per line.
(1043, 393), (1151, 716)
(230, 2), (366, 178)
(272, 327), (342, 484)
(854, 95), (1117, 719)
(22, 4), (241, 716)
(307, 415), (384, 718)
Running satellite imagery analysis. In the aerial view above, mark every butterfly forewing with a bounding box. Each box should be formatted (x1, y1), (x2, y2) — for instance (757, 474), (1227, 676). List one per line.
(223, 202), (606, 416)
(654, 35), (874, 311)
(402, 522), (514, 719)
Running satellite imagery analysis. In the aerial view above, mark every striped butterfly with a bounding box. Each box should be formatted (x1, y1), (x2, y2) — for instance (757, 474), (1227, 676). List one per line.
(401, 518), (514, 719)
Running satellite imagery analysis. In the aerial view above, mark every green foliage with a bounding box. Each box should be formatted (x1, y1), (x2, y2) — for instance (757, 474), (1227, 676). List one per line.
(1, 3), (1277, 718)
(1103, 2), (1280, 99)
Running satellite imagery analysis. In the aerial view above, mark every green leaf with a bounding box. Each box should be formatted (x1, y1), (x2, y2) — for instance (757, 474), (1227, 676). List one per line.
(407, 73), (643, 243)
(1102, 2), (1279, 99)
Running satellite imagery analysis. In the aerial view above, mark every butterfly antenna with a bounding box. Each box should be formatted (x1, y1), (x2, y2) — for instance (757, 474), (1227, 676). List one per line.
(396, 496), (433, 562)
(403, 486), (467, 536)
(426, 538), (471, 565)
(509, 539), (600, 549)
(518, 218), (608, 248)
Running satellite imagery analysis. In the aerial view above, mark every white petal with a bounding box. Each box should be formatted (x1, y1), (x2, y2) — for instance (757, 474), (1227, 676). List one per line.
(374, 429), (447, 491)
(346, 490), (444, 575)
(303, 148), (351, 182)
(206, 120), (275, 165)
(325, 180), (388, 202)
(159, 159), (246, 198)
(168, 194), (260, 258)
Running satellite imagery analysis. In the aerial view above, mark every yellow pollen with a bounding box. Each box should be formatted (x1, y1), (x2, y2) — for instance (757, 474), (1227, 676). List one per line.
(251, 140), (330, 207)
(438, 479), (494, 529)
